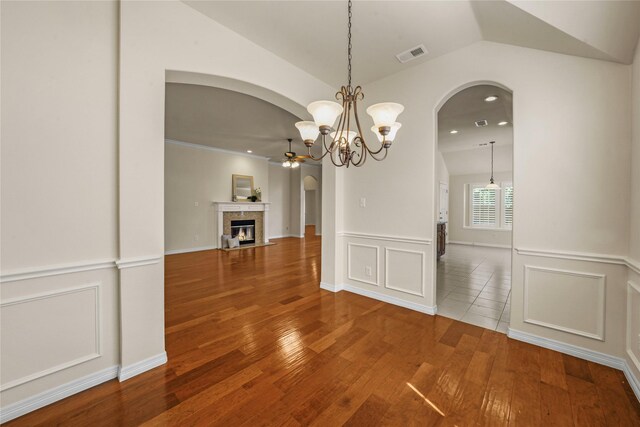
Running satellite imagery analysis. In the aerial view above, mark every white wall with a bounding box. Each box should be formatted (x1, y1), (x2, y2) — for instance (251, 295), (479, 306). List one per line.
(164, 141), (270, 252)
(448, 172), (512, 247)
(268, 163), (292, 238)
(0, 0), (120, 415)
(341, 40), (632, 360)
(302, 166), (322, 235)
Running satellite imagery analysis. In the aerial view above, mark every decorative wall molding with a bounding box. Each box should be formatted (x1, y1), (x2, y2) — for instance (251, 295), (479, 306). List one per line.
(0, 260), (115, 283)
(0, 365), (119, 424)
(449, 241), (511, 249)
(340, 231), (432, 245)
(523, 265), (606, 341)
(384, 247), (425, 297)
(347, 243), (380, 286)
(0, 283), (102, 391)
(165, 246), (216, 255)
(118, 352), (168, 382)
(320, 282), (344, 292)
(508, 328), (640, 402)
(515, 247), (639, 274)
(627, 281), (640, 373)
(115, 256), (162, 270)
(166, 138), (269, 160)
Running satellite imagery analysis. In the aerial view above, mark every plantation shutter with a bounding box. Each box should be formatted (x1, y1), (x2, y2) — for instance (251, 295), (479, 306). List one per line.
(471, 187), (497, 226)
(503, 185), (513, 226)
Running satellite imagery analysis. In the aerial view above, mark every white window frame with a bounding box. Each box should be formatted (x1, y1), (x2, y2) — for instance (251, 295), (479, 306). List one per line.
(464, 182), (513, 231)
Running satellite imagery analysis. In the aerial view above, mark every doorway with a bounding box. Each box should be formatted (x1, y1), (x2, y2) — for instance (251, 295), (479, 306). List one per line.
(434, 84), (514, 333)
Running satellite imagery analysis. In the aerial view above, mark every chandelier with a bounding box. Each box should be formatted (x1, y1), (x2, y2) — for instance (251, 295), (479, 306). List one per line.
(294, 0), (404, 168)
(485, 141), (501, 190)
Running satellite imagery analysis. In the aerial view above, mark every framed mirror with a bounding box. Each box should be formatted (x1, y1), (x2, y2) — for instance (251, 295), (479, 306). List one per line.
(232, 174), (254, 201)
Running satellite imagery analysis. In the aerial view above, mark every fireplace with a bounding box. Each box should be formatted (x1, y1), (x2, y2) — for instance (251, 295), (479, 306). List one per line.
(231, 219), (256, 246)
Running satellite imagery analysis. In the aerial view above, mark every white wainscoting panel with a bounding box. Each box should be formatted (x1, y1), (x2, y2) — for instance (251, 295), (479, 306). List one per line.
(627, 281), (640, 373)
(524, 265), (605, 341)
(347, 243), (379, 286)
(385, 248), (425, 297)
(0, 283), (101, 391)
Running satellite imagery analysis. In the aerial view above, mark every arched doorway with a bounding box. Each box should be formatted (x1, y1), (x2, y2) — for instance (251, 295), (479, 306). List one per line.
(433, 83), (514, 333)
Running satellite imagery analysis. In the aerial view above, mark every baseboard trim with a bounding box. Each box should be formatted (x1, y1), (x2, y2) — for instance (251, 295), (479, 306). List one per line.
(320, 281), (436, 315)
(118, 352), (167, 382)
(0, 365), (119, 424)
(508, 328), (640, 402)
(164, 246), (216, 255)
(449, 241), (511, 249)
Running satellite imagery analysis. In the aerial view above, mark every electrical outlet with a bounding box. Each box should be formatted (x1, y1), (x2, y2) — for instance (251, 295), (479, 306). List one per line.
(365, 266), (372, 277)
(194, 201), (199, 207)
(194, 234), (199, 241)
(360, 197), (366, 208)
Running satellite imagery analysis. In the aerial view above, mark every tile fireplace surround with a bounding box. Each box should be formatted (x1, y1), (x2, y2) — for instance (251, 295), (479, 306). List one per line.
(213, 202), (270, 248)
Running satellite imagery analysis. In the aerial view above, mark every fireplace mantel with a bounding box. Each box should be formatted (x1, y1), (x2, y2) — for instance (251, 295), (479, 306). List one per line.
(213, 202), (270, 248)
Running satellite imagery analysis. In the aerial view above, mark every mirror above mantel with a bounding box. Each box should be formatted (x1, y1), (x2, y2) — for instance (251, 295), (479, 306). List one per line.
(232, 174), (254, 202)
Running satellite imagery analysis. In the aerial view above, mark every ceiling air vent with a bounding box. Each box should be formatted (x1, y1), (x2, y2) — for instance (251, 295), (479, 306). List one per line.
(395, 44), (428, 64)
(475, 119), (488, 127)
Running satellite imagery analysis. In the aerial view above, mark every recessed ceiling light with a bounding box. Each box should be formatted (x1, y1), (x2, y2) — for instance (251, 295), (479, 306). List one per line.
(449, 130), (458, 134)
(484, 95), (498, 102)
(498, 121), (508, 126)
(246, 150), (253, 153)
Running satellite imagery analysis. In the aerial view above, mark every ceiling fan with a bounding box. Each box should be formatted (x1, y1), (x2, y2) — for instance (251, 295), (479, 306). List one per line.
(282, 138), (309, 168)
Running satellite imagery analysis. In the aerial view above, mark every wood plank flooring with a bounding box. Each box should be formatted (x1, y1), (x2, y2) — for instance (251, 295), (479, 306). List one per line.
(6, 227), (640, 426)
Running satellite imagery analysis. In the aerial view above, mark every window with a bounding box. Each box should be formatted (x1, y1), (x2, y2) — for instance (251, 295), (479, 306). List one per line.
(467, 182), (513, 229)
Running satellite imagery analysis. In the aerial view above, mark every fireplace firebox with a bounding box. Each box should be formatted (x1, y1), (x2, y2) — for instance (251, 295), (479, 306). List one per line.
(230, 219), (256, 246)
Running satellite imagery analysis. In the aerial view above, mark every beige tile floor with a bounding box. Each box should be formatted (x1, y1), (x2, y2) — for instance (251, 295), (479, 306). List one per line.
(436, 243), (511, 333)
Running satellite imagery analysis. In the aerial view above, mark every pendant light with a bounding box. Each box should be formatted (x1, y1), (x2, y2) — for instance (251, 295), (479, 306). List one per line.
(486, 141), (501, 190)
(294, 0), (404, 168)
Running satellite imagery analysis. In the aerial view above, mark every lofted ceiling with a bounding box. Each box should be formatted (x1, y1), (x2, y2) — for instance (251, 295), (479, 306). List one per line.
(165, 83), (322, 161)
(438, 85), (513, 176)
(183, 0), (640, 88)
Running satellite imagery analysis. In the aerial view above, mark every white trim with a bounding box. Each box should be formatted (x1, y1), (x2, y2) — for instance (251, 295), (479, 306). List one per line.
(523, 265), (606, 341)
(0, 365), (119, 424)
(628, 258), (640, 275)
(165, 245), (216, 255)
(166, 138), (270, 160)
(449, 241), (511, 249)
(508, 328), (640, 402)
(0, 259), (115, 283)
(115, 256), (162, 270)
(627, 281), (640, 373)
(343, 284), (436, 315)
(320, 282), (344, 292)
(340, 231), (432, 245)
(384, 247), (425, 297)
(269, 234), (299, 239)
(118, 352), (167, 382)
(0, 283), (102, 391)
(515, 247), (628, 268)
(347, 243), (380, 286)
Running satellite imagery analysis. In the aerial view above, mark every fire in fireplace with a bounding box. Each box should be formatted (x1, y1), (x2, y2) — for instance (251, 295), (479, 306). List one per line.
(230, 219), (256, 246)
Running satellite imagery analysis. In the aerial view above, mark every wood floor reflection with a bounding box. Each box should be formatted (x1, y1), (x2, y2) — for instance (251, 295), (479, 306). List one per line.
(7, 229), (640, 426)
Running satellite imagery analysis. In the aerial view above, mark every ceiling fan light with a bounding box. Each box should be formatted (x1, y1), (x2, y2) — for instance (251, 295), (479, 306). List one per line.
(295, 121), (319, 143)
(282, 161), (291, 168)
(330, 130), (358, 145)
(366, 102), (404, 128)
(291, 161), (300, 168)
(307, 101), (343, 128)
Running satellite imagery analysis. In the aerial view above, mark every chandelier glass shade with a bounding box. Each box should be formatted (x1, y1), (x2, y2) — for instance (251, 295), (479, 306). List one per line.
(294, 0), (404, 167)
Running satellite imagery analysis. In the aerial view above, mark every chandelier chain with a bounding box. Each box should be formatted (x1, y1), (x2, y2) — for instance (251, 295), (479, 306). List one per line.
(347, 0), (352, 91)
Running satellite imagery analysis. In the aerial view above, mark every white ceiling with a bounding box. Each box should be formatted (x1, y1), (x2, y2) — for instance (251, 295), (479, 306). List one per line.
(438, 85), (513, 176)
(165, 83), (322, 161)
(183, 0), (640, 88)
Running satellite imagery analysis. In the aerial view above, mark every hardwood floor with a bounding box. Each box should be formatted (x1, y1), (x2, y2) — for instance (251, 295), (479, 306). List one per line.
(7, 230), (640, 426)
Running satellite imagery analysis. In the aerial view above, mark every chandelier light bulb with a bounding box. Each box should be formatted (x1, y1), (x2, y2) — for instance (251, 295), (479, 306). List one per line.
(366, 102), (404, 128)
(371, 122), (402, 142)
(307, 101), (343, 128)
